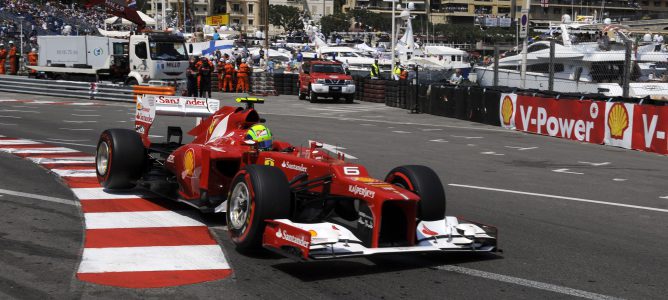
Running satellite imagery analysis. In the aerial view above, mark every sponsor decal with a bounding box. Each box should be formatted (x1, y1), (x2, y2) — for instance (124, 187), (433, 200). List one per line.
(351, 177), (378, 183)
(183, 149), (195, 177)
(134, 125), (145, 134)
(516, 97), (603, 143)
(421, 225), (439, 236)
(208, 119), (218, 135)
(607, 102), (629, 140)
(501, 95), (514, 126)
(166, 154), (175, 163)
(308, 230), (318, 237)
(275, 229), (309, 248)
(264, 158), (275, 166)
(136, 102), (142, 110)
(281, 161), (308, 172)
(93, 48), (103, 56)
(157, 96), (179, 104)
(348, 185), (375, 199)
(358, 211), (374, 229)
(186, 99), (206, 107)
(166, 61), (181, 68)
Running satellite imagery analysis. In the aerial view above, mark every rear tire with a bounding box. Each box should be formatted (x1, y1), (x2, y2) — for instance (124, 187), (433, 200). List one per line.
(227, 165), (291, 252)
(298, 87), (306, 100)
(385, 165), (446, 221)
(96, 129), (146, 189)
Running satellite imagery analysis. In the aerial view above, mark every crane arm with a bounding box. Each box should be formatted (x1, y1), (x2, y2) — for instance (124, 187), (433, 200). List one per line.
(85, 0), (146, 30)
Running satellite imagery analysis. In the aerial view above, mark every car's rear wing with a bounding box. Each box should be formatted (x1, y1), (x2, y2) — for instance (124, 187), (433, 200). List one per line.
(135, 94), (221, 146)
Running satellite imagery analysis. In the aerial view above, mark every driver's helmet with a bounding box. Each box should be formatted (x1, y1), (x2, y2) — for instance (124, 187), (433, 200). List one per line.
(245, 124), (273, 150)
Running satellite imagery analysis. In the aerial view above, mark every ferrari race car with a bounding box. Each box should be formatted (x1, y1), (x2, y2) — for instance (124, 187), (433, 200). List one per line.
(95, 95), (498, 260)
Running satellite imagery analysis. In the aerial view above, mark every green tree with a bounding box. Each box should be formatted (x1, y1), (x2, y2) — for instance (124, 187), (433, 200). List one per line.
(268, 5), (304, 33)
(320, 13), (350, 36)
(346, 9), (389, 31)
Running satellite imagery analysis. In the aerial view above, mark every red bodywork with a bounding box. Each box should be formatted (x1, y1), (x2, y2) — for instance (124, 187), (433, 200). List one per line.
(156, 105), (421, 248)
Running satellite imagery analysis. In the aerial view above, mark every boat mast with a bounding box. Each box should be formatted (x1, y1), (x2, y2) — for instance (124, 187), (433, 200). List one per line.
(520, 0), (530, 89)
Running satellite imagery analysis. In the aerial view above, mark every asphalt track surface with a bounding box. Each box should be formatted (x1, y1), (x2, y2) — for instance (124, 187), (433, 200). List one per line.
(0, 91), (667, 299)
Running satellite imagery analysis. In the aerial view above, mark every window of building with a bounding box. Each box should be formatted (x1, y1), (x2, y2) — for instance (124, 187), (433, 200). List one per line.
(249, 4), (254, 13)
(654, 1), (661, 6)
(498, 7), (510, 14)
(233, 4), (240, 12)
(249, 19), (254, 26)
(233, 19), (240, 24)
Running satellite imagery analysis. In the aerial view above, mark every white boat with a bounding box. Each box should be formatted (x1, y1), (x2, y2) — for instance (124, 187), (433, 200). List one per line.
(475, 19), (668, 99)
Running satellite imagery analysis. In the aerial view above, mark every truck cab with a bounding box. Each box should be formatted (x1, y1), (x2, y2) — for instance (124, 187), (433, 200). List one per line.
(128, 32), (188, 86)
(298, 60), (355, 103)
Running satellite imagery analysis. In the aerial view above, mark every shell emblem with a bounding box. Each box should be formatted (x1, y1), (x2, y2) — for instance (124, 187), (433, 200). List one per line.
(501, 96), (513, 126)
(183, 148), (195, 177)
(208, 118), (218, 135)
(607, 103), (629, 139)
(136, 101), (142, 110)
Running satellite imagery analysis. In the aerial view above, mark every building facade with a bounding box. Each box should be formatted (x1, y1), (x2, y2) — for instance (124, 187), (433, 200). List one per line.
(343, 0), (667, 24)
(144, 0), (214, 29)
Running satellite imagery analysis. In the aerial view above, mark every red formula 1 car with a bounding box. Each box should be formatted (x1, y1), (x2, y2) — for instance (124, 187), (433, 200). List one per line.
(95, 95), (497, 260)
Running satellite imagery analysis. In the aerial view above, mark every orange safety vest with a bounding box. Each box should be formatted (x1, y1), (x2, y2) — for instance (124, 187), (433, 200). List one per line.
(224, 63), (234, 76)
(28, 52), (38, 65)
(237, 63), (249, 75)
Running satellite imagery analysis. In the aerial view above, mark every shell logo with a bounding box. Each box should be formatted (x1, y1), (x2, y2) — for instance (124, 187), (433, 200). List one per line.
(309, 230), (318, 237)
(607, 103), (629, 139)
(352, 177), (377, 183)
(264, 158), (275, 166)
(183, 149), (195, 177)
(501, 96), (514, 126)
(136, 102), (142, 110)
(208, 119), (218, 135)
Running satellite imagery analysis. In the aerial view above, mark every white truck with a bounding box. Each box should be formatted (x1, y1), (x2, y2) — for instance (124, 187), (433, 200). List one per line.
(30, 32), (189, 86)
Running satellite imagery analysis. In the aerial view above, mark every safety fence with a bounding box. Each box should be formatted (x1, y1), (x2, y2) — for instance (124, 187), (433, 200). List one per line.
(0, 75), (175, 102)
(351, 76), (668, 155)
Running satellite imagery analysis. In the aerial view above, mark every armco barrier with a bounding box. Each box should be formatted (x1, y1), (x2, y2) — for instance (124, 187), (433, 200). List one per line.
(0, 74), (136, 102)
(132, 85), (176, 101)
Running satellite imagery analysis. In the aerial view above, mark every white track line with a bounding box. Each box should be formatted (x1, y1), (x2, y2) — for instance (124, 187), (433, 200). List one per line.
(71, 188), (142, 200)
(0, 188), (78, 206)
(435, 265), (621, 300)
(84, 211), (205, 229)
(51, 169), (97, 177)
(449, 184), (668, 213)
(28, 156), (95, 164)
(78, 245), (229, 273)
(35, 139), (95, 148)
(0, 139), (41, 145)
(59, 128), (93, 131)
(0, 147), (78, 154)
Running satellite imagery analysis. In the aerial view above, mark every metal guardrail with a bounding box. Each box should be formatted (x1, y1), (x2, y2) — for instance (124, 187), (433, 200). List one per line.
(0, 75), (135, 102)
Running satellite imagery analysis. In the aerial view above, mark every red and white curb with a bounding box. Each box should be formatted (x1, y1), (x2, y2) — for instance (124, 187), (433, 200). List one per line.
(0, 137), (233, 288)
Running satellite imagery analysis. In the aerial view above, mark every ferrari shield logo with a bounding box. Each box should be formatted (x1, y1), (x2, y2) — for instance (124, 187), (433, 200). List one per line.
(264, 158), (275, 166)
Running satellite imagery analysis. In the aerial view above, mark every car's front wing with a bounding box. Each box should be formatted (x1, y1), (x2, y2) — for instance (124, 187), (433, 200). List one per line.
(262, 217), (497, 260)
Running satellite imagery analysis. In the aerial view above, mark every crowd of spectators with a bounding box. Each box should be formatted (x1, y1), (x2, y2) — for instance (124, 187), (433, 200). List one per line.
(0, 0), (109, 53)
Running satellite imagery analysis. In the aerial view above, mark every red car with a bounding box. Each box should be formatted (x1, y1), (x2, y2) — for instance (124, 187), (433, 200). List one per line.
(95, 95), (497, 259)
(298, 60), (355, 103)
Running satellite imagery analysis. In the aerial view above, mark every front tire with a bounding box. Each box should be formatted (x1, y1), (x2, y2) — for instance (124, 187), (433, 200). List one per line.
(385, 165), (446, 221)
(309, 87), (318, 103)
(298, 86), (306, 100)
(227, 165), (291, 252)
(96, 129), (146, 189)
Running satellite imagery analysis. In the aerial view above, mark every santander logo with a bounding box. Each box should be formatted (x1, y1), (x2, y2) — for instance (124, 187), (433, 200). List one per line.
(275, 229), (309, 247)
(281, 161), (308, 172)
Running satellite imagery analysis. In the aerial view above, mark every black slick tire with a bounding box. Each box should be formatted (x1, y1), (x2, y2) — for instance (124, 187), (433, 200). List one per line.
(96, 129), (146, 189)
(385, 165), (446, 221)
(227, 165), (291, 252)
